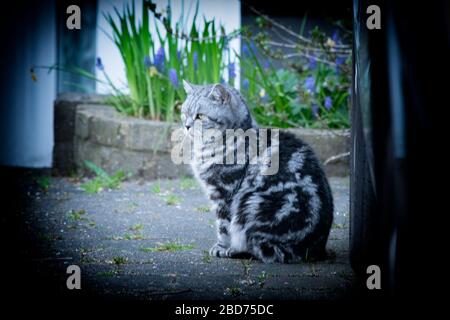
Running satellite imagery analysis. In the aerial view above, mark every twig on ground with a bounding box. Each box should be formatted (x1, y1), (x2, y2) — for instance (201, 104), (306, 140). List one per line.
(324, 152), (351, 165)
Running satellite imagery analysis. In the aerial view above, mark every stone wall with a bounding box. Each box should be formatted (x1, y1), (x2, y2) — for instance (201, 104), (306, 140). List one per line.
(287, 128), (350, 176)
(74, 104), (190, 179)
(53, 95), (350, 178)
(53, 93), (107, 175)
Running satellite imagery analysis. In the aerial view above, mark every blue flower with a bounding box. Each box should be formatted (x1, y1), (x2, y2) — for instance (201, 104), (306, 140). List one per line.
(169, 68), (178, 88)
(96, 57), (104, 71)
(143, 56), (151, 68)
(177, 50), (181, 60)
(325, 96), (332, 110)
(332, 30), (340, 43)
(242, 78), (250, 90)
(309, 56), (317, 69)
(223, 39), (229, 52)
(335, 56), (346, 74)
(228, 62), (236, 80)
(336, 56), (346, 66)
(312, 104), (319, 118)
(193, 52), (198, 70)
(263, 60), (270, 70)
(305, 76), (315, 92)
(242, 44), (249, 56)
(154, 47), (165, 71)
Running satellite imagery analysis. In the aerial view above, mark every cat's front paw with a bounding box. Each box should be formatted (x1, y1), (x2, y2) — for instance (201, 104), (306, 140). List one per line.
(209, 243), (229, 258)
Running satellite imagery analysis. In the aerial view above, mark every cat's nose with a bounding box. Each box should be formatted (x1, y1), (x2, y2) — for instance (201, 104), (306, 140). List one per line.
(185, 118), (193, 131)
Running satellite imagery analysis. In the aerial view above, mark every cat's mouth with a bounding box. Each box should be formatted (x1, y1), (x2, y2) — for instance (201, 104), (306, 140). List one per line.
(184, 125), (205, 139)
(185, 127), (194, 139)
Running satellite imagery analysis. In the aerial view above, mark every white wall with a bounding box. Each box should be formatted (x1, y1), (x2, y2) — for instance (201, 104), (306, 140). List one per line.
(0, 1), (56, 168)
(96, 0), (241, 93)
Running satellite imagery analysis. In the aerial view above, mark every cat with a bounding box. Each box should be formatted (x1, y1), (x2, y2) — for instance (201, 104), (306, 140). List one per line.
(181, 80), (333, 263)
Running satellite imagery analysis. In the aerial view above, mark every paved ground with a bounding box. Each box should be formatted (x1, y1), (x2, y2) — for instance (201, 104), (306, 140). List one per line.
(23, 175), (354, 300)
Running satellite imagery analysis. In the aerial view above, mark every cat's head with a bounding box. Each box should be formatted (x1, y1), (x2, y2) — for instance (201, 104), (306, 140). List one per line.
(181, 80), (255, 136)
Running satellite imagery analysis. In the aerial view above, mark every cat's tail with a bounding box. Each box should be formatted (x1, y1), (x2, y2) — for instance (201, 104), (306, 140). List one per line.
(250, 237), (328, 263)
(249, 238), (296, 263)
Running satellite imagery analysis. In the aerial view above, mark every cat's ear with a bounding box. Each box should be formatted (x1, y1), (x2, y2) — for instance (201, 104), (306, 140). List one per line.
(183, 80), (195, 95)
(207, 83), (230, 104)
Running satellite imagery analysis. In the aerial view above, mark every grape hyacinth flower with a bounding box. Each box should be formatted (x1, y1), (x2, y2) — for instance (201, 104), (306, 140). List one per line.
(242, 78), (250, 90)
(223, 39), (229, 52)
(305, 76), (315, 93)
(309, 56), (317, 69)
(332, 30), (340, 44)
(228, 62), (236, 81)
(335, 56), (346, 74)
(312, 103), (319, 118)
(193, 52), (198, 70)
(143, 56), (151, 68)
(154, 47), (165, 72)
(336, 56), (346, 66)
(96, 57), (104, 71)
(242, 44), (249, 56)
(325, 96), (332, 110)
(169, 68), (178, 88)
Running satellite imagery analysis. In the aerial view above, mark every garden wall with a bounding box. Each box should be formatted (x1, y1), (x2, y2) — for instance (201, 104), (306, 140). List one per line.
(53, 94), (350, 178)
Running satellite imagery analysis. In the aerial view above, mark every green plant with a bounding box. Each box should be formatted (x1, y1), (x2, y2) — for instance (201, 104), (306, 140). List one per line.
(241, 259), (252, 277)
(103, 0), (234, 120)
(196, 205), (211, 213)
(67, 209), (87, 221)
(179, 176), (197, 190)
(224, 287), (242, 297)
(140, 242), (194, 252)
(239, 14), (351, 129)
(202, 250), (212, 263)
(123, 233), (145, 240)
(33, 1), (237, 122)
(165, 194), (180, 206)
(241, 63), (350, 129)
(150, 181), (161, 194)
(80, 161), (126, 193)
(257, 271), (268, 288)
(332, 223), (344, 229)
(130, 223), (144, 231)
(97, 270), (119, 277)
(36, 176), (51, 191)
(112, 256), (128, 265)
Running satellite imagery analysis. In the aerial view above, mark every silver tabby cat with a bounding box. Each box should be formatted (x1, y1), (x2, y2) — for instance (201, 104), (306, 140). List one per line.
(181, 80), (333, 263)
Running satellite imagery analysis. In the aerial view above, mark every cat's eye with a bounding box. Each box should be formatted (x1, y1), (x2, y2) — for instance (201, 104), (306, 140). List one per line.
(195, 114), (207, 120)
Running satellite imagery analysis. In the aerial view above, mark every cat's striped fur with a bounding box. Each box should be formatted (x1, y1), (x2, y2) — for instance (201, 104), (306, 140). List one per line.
(181, 81), (333, 263)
